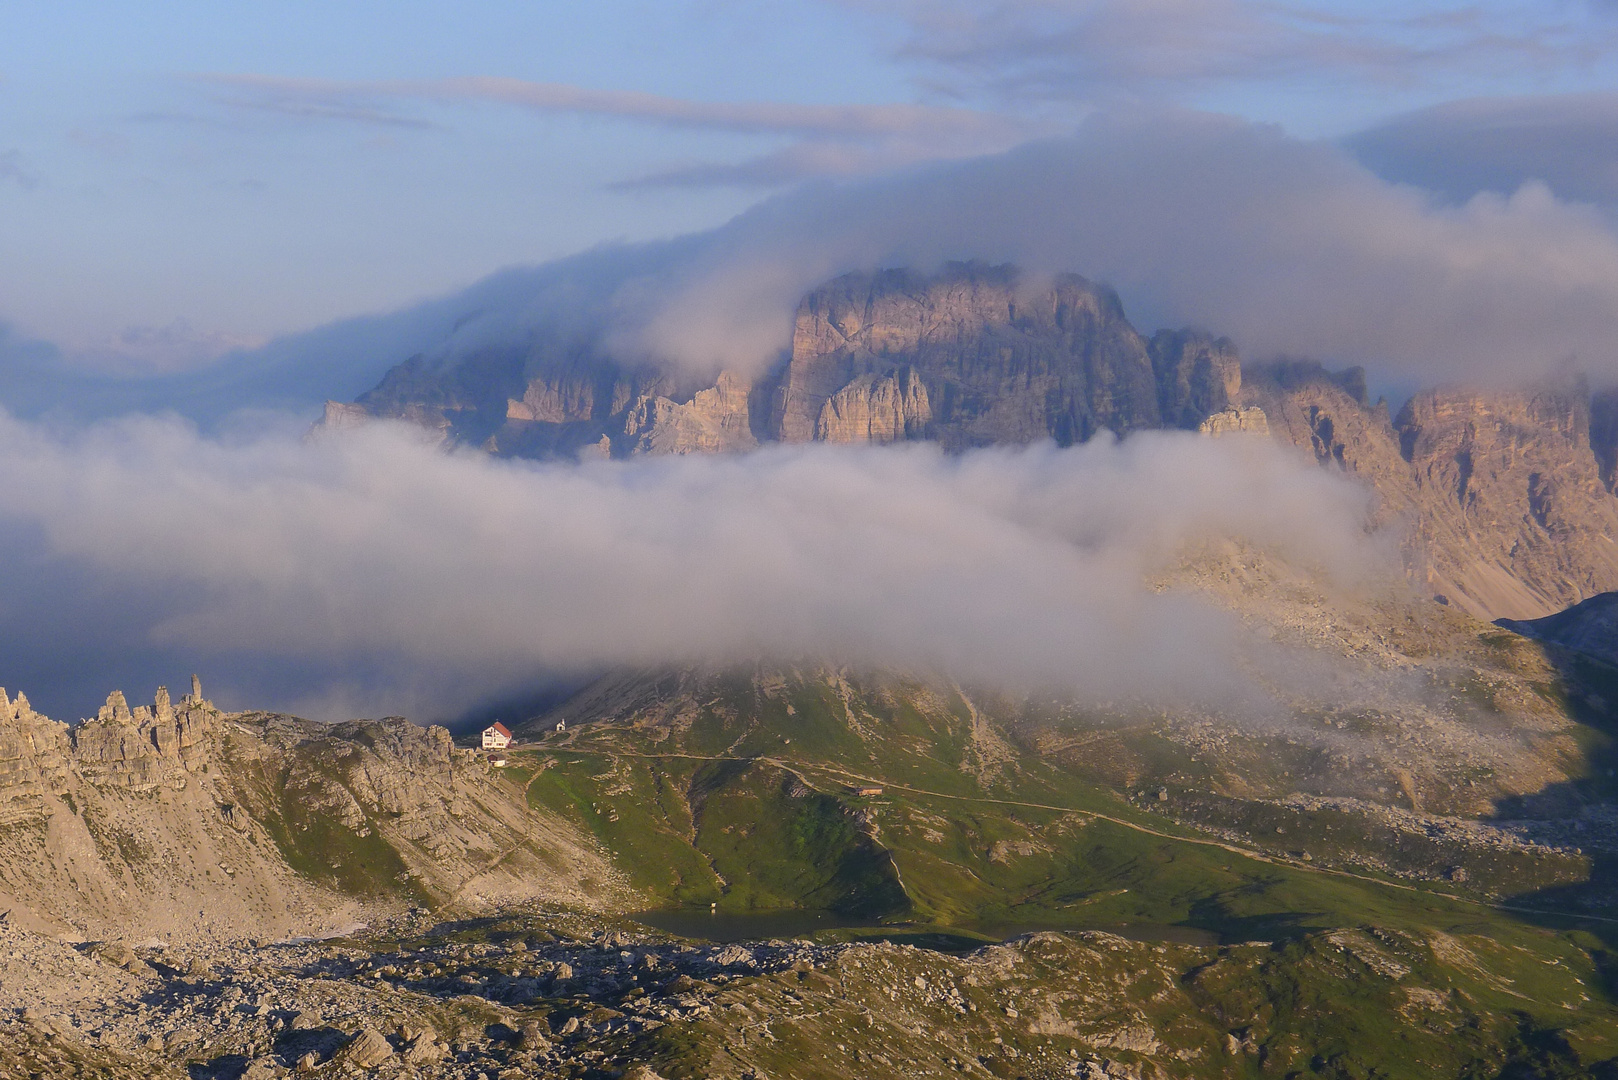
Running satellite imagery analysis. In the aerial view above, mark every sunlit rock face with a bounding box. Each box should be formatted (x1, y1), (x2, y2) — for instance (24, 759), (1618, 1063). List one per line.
(334, 263), (1212, 457)
(1238, 362), (1618, 619)
(335, 261), (1618, 620)
(0, 683), (618, 945)
(772, 264), (1164, 448)
(1395, 379), (1618, 618)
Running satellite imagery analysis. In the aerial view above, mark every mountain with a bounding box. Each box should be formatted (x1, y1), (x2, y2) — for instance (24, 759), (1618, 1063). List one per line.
(8, 645), (1618, 1078)
(7, 521), (1618, 1075)
(336, 262), (1241, 457)
(334, 262), (1618, 622)
(1238, 363), (1618, 619)
(1498, 590), (1618, 666)
(508, 558), (1613, 922)
(0, 680), (617, 944)
(17, 263), (1618, 1076)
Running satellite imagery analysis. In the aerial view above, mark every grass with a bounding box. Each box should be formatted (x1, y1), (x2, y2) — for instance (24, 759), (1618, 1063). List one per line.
(494, 665), (1618, 1074)
(256, 752), (423, 900)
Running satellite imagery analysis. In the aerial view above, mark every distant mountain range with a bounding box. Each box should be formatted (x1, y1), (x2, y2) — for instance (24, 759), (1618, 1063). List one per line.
(331, 261), (1618, 622)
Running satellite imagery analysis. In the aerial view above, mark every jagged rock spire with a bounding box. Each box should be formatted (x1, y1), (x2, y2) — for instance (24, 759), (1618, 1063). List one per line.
(191, 674), (202, 701)
(97, 690), (133, 725)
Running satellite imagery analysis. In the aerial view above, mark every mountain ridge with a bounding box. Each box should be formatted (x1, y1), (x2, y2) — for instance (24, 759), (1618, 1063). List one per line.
(0, 680), (621, 944)
(330, 261), (1618, 622)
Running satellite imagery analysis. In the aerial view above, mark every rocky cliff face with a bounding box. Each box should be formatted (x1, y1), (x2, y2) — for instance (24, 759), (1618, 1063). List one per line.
(1395, 379), (1618, 617)
(1149, 329), (1242, 430)
(1236, 363), (1618, 619)
(334, 263), (1232, 458)
(0, 682), (619, 945)
(769, 264), (1165, 448)
(335, 262), (1618, 620)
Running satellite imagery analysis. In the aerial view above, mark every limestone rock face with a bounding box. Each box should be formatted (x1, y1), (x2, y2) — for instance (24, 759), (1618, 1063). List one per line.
(0, 685), (622, 944)
(336, 262), (1618, 618)
(621, 370), (760, 455)
(72, 686), (218, 790)
(1396, 378), (1618, 618)
(337, 262), (1238, 457)
(1151, 330), (1242, 430)
(771, 263), (1163, 448)
(815, 368), (932, 443)
(320, 401), (371, 430)
(1199, 406), (1269, 437)
(0, 689), (71, 800)
(346, 340), (680, 459)
(1241, 362), (1618, 619)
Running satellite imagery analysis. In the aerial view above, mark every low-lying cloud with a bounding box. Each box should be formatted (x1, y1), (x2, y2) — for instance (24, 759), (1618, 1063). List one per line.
(0, 411), (1378, 724)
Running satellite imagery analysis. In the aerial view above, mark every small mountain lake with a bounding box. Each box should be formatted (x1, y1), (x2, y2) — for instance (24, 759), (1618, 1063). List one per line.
(631, 909), (1220, 948)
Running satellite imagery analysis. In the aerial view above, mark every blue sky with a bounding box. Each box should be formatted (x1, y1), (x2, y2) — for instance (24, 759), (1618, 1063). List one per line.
(4, 0), (1618, 369)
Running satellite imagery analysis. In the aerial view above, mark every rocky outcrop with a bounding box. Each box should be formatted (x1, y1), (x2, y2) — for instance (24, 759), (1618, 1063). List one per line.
(333, 263), (1231, 457)
(1150, 330), (1242, 430)
(621, 370), (760, 455)
(1199, 406), (1269, 437)
(770, 264), (1164, 448)
(338, 263), (1618, 619)
(0, 683), (620, 944)
(1240, 363), (1618, 619)
(815, 368), (932, 443)
(72, 683), (218, 790)
(1395, 378), (1618, 617)
(0, 688), (71, 800)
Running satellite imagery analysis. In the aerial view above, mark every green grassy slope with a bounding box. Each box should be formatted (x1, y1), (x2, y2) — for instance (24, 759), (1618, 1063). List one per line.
(495, 666), (1618, 1075)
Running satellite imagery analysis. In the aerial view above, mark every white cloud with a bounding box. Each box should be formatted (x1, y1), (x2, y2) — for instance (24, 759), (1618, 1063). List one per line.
(558, 109), (1618, 387)
(14, 108), (1618, 420)
(0, 412), (1377, 721)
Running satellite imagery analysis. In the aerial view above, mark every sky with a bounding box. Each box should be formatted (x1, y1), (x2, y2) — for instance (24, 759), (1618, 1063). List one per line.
(5, 0), (1618, 372)
(7, 1), (1618, 722)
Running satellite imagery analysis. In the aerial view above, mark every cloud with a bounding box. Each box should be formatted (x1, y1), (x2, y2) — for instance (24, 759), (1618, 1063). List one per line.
(192, 73), (1046, 186)
(474, 108), (1618, 388)
(612, 139), (1008, 189)
(1346, 92), (1618, 207)
(69, 320), (268, 376)
(15, 106), (1618, 420)
(846, 0), (1616, 104)
(0, 412), (1378, 723)
(201, 73), (1031, 140)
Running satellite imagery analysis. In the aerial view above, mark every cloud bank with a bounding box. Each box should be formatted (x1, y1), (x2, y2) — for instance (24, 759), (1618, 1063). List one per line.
(0, 412), (1377, 723)
(1347, 92), (1618, 207)
(14, 107), (1618, 422)
(411, 108), (1618, 390)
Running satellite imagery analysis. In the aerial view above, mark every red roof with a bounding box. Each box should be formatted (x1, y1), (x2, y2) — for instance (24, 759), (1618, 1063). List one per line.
(487, 722), (512, 737)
